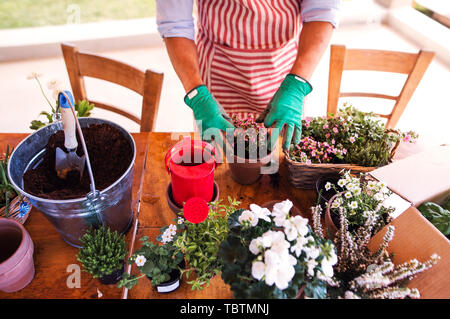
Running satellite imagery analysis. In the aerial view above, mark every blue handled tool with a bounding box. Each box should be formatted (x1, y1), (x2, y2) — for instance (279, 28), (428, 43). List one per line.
(55, 91), (86, 180)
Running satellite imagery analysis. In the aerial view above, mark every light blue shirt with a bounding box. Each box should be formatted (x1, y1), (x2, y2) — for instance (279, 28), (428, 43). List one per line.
(156, 0), (341, 41)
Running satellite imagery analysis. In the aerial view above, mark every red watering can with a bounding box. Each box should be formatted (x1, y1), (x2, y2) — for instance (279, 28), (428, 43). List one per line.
(165, 137), (217, 207)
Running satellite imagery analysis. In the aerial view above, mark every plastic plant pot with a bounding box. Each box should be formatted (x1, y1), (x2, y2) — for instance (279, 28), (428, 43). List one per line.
(0, 218), (35, 293)
(166, 181), (219, 215)
(147, 260), (185, 294)
(98, 263), (125, 285)
(228, 153), (272, 185)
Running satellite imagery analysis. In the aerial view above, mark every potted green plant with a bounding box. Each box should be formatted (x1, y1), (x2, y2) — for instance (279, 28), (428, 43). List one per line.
(118, 220), (185, 293)
(219, 199), (337, 299)
(285, 104), (418, 189)
(226, 116), (273, 185)
(77, 225), (127, 285)
(173, 197), (241, 290)
(417, 197), (450, 239)
(315, 170), (394, 238)
(1, 145), (32, 224)
(311, 202), (440, 299)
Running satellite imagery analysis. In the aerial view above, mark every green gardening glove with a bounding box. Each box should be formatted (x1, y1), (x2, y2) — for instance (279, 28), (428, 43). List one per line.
(184, 85), (235, 141)
(256, 74), (312, 151)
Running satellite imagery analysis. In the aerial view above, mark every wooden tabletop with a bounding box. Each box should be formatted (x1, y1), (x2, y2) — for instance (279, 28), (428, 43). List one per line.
(124, 133), (317, 299)
(0, 132), (149, 299)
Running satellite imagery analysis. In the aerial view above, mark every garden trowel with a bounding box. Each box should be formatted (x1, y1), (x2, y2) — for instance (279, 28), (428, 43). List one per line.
(55, 91), (85, 180)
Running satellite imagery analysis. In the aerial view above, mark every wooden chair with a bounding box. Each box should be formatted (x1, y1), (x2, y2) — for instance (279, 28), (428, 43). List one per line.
(327, 45), (434, 128)
(61, 43), (164, 132)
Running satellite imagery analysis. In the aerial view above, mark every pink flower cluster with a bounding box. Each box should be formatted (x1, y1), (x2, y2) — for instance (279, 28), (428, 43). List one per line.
(292, 136), (347, 164)
(232, 115), (267, 146)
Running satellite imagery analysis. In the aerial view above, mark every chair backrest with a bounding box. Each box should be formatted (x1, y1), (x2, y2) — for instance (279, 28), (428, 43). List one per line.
(61, 43), (164, 132)
(327, 45), (434, 128)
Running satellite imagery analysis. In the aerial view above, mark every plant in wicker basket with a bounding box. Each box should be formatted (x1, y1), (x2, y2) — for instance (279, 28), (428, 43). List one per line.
(311, 203), (440, 299)
(219, 200), (337, 299)
(285, 104), (417, 189)
(77, 225), (127, 280)
(293, 104), (417, 167)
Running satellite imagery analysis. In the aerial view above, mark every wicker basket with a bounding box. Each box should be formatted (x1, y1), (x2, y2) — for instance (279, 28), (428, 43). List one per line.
(0, 195), (32, 224)
(284, 130), (401, 189)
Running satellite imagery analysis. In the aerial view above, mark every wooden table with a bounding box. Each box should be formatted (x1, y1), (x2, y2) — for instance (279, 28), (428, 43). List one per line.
(125, 133), (317, 299)
(0, 132), (149, 299)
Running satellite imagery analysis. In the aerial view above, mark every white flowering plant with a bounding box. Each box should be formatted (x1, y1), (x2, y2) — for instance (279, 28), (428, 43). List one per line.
(27, 72), (94, 130)
(219, 200), (337, 299)
(118, 219), (184, 289)
(323, 170), (394, 234)
(311, 202), (440, 299)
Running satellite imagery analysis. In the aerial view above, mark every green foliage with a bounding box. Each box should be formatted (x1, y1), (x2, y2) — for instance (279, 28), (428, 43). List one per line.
(291, 104), (417, 167)
(173, 197), (241, 290)
(77, 225), (127, 278)
(118, 230), (184, 289)
(30, 100), (95, 130)
(418, 200), (450, 237)
(0, 145), (19, 217)
(75, 100), (95, 117)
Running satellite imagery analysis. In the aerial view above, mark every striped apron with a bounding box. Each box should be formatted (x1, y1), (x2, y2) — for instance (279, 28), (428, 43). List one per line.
(196, 0), (302, 120)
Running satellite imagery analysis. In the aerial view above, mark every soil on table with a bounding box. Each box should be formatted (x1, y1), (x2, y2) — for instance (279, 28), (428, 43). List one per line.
(23, 123), (133, 200)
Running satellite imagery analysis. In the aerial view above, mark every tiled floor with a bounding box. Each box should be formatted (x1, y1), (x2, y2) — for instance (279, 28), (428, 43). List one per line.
(1, 22), (449, 150)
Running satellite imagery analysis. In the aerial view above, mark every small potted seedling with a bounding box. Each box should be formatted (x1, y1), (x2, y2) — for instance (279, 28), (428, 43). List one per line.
(77, 225), (127, 285)
(118, 221), (185, 293)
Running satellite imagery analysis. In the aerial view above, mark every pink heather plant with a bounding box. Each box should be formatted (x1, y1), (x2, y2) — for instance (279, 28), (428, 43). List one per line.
(288, 104), (418, 167)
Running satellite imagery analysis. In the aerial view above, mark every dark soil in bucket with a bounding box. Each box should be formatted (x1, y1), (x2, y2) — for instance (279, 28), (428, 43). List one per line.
(23, 123), (132, 200)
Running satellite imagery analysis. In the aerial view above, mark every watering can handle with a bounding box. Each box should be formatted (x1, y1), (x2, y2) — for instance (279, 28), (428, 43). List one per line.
(164, 137), (218, 174)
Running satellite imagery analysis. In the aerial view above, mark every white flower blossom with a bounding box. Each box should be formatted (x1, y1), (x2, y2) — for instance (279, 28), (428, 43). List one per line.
(135, 255), (147, 267)
(350, 201), (358, 209)
(167, 224), (177, 235)
(271, 200), (293, 227)
(325, 182), (332, 191)
(249, 237), (263, 255)
(344, 191), (352, 199)
(251, 261), (265, 280)
(238, 210), (258, 227)
(337, 179), (347, 187)
(249, 204), (271, 223)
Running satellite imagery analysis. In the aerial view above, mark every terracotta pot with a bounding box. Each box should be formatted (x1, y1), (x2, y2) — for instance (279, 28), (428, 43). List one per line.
(166, 181), (220, 214)
(324, 193), (342, 239)
(98, 263), (125, 285)
(228, 153), (272, 185)
(261, 200), (301, 217)
(0, 218), (35, 293)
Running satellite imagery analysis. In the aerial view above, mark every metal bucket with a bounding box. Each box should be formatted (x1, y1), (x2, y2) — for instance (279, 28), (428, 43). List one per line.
(7, 118), (136, 248)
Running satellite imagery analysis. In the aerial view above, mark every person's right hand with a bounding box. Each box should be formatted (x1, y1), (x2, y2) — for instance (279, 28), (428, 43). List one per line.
(184, 85), (234, 141)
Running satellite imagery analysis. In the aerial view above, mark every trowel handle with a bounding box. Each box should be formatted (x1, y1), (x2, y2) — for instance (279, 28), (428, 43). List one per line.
(58, 91), (78, 150)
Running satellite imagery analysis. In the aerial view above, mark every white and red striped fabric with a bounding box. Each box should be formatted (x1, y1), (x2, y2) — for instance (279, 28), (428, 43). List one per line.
(196, 0), (302, 120)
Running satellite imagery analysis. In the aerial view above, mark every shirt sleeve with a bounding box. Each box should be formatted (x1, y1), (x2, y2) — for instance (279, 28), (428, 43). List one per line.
(300, 0), (341, 28)
(156, 0), (195, 40)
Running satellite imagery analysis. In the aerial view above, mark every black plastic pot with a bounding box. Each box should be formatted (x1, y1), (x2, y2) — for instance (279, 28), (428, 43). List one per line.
(315, 174), (340, 210)
(147, 260), (185, 294)
(98, 263), (125, 285)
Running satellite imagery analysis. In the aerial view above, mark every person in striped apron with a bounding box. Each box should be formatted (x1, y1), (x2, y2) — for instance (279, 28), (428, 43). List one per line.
(156, 0), (340, 150)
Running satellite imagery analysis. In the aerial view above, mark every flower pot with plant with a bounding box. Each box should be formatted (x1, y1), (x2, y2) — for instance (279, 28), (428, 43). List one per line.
(1, 145), (31, 224)
(227, 116), (273, 185)
(315, 170), (394, 239)
(118, 220), (185, 293)
(311, 202), (440, 299)
(173, 197), (241, 290)
(219, 199), (337, 299)
(0, 218), (35, 293)
(285, 105), (418, 189)
(77, 225), (127, 285)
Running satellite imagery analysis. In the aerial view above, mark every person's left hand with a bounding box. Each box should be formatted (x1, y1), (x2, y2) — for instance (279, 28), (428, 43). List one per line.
(256, 74), (312, 151)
